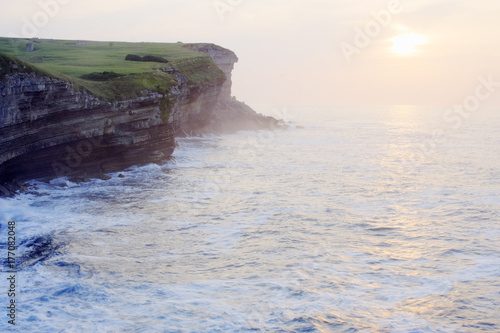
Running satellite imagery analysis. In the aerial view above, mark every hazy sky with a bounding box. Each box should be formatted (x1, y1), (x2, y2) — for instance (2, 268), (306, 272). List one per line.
(1, 0), (499, 107)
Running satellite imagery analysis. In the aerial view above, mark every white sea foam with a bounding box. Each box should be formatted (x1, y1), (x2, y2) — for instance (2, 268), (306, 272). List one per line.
(1, 106), (499, 332)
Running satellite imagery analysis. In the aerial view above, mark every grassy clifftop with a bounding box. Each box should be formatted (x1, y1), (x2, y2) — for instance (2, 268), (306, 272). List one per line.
(0, 37), (225, 101)
(0, 51), (60, 79)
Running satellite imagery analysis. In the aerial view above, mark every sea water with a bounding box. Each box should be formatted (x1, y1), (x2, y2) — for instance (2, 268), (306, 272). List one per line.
(0, 106), (499, 332)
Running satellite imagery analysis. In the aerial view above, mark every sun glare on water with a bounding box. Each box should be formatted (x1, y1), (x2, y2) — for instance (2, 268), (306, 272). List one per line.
(391, 33), (427, 54)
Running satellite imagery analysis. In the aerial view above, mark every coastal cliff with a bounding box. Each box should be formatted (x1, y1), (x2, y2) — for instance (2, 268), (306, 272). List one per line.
(183, 43), (279, 134)
(0, 41), (278, 196)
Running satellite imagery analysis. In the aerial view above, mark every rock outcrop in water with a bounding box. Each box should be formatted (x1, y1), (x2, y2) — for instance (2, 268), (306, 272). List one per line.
(0, 43), (278, 196)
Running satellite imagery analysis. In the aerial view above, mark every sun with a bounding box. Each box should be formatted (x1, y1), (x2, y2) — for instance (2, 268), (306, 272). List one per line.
(391, 33), (427, 54)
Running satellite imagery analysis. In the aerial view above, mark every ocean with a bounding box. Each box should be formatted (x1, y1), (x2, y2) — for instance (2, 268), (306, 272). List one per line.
(1, 105), (499, 332)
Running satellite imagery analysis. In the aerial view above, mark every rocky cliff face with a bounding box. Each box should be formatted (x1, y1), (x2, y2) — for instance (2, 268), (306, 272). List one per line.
(0, 74), (175, 186)
(165, 63), (225, 137)
(183, 43), (238, 101)
(0, 43), (278, 196)
(183, 43), (280, 134)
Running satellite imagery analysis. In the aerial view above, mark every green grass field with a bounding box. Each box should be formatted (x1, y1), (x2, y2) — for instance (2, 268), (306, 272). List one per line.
(0, 37), (225, 101)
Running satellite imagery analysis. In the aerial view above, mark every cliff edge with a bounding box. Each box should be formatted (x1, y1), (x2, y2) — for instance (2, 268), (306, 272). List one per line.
(183, 43), (279, 135)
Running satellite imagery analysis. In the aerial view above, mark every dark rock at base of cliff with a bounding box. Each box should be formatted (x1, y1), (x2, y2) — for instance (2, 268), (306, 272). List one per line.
(17, 234), (63, 268)
(0, 181), (21, 198)
(204, 99), (286, 135)
(0, 180), (49, 197)
(174, 98), (285, 137)
(68, 176), (92, 183)
(0, 124), (175, 191)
